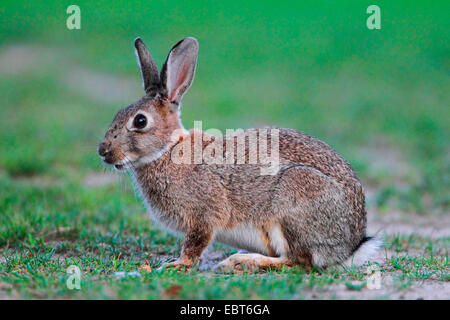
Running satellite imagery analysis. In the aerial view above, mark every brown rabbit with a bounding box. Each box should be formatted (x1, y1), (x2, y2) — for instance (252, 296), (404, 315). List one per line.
(98, 37), (380, 272)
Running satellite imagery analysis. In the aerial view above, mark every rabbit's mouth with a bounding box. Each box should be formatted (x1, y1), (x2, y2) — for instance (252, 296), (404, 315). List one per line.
(106, 148), (170, 171)
(100, 156), (134, 171)
(112, 158), (134, 171)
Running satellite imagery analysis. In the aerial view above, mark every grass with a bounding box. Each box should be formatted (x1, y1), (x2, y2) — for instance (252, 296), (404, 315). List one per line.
(0, 230), (447, 298)
(0, 1), (449, 299)
(0, 173), (448, 298)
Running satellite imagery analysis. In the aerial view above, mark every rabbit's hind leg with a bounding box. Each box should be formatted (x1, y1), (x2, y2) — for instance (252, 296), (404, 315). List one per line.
(213, 253), (291, 273)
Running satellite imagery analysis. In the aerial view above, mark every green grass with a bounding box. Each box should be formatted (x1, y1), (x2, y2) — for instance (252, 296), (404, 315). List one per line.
(0, 1), (449, 299)
(0, 173), (448, 299)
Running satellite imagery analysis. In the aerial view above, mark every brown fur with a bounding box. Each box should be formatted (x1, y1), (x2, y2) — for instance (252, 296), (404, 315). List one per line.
(215, 254), (292, 273)
(98, 37), (368, 272)
(260, 223), (276, 257)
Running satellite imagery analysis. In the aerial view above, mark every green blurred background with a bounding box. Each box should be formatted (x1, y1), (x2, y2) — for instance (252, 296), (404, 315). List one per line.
(0, 0), (448, 299)
(0, 1), (449, 233)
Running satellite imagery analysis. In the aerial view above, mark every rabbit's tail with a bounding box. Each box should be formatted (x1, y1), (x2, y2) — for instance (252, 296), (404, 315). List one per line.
(343, 236), (382, 267)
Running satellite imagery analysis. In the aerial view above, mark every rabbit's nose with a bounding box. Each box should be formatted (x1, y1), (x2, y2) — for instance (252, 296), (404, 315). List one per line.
(98, 141), (111, 157)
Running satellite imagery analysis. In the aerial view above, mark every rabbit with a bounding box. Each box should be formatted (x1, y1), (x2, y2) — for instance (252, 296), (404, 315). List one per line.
(98, 37), (381, 272)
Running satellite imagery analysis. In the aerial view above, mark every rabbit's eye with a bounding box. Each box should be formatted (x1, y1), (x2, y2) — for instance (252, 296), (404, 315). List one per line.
(126, 111), (152, 132)
(133, 114), (147, 129)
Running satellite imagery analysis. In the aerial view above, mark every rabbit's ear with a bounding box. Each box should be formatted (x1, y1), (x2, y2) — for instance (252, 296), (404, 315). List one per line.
(160, 37), (198, 105)
(134, 38), (160, 94)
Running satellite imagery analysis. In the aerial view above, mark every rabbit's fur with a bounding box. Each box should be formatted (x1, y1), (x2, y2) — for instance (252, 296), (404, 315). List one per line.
(98, 37), (379, 271)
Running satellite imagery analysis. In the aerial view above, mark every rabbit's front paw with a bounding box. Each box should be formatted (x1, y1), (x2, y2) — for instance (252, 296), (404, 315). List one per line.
(158, 257), (194, 272)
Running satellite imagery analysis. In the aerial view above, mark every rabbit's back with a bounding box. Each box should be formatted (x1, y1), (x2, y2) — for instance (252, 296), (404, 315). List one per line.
(219, 127), (368, 265)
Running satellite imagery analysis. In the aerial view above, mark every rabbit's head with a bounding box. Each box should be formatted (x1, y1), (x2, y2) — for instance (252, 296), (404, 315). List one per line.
(98, 37), (198, 170)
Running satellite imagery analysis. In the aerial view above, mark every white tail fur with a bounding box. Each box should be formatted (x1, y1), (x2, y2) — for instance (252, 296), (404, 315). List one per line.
(344, 237), (382, 267)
